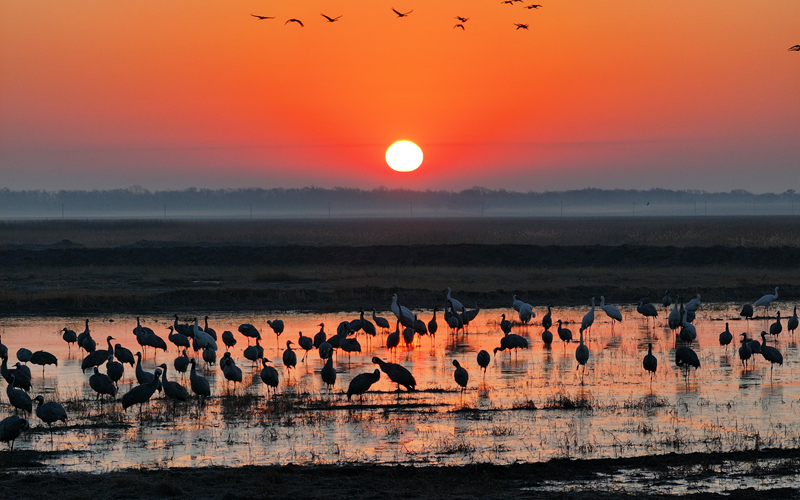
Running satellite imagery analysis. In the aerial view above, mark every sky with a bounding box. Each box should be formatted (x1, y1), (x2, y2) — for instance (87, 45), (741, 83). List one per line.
(1, 1), (799, 193)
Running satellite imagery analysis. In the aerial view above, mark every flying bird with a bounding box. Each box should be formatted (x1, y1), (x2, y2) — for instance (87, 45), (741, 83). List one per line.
(789, 45), (800, 51)
(501, 1), (515, 5)
(455, 16), (469, 22)
(515, 23), (529, 30)
(526, 4), (543, 8)
(251, 14), (275, 20)
(321, 14), (342, 22)
(392, 8), (413, 17)
(454, 24), (465, 30)
(285, 18), (304, 27)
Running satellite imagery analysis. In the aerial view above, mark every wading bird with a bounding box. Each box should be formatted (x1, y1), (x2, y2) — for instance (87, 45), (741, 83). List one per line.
(719, 323), (733, 347)
(320, 356), (336, 390)
(541, 328), (553, 346)
(90, 367), (117, 398)
(599, 296), (623, 326)
(755, 287), (779, 311)
(62, 327), (78, 352)
(260, 358), (280, 393)
(373, 356), (416, 391)
(372, 309), (390, 332)
(760, 332), (783, 380)
(282, 340), (297, 371)
(238, 323), (260, 343)
(122, 368), (162, 411)
(268, 320), (285, 346)
(477, 350), (490, 374)
(557, 320), (573, 345)
(6, 374), (32, 415)
(189, 359), (210, 398)
(453, 360), (469, 394)
(168, 326), (190, 350)
(159, 364), (189, 402)
(788, 306), (798, 335)
(347, 369), (380, 403)
(738, 334), (752, 370)
(0, 415), (29, 455)
(575, 329), (589, 379)
(769, 311), (782, 337)
(542, 305), (553, 331)
(581, 297), (596, 334)
(642, 343), (657, 382)
(222, 330), (236, 351)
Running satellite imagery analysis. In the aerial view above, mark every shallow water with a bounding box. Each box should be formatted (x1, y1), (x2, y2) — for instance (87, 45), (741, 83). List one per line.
(1, 302), (799, 474)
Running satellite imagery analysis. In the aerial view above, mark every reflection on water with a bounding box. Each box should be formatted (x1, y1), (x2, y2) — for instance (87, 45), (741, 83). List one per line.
(1, 303), (800, 472)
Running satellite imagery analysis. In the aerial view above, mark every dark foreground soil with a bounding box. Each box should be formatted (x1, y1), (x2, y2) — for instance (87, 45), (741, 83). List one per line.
(2, 449), (800, 499)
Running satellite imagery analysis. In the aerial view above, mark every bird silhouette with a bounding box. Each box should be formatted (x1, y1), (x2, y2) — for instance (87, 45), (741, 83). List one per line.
(373, 356), (416, 391)
(347, 369), (380, 403)
(453, 360), (469, 394)
(455, 16), (469, 22)
(477, 350), (491, 374)
(719, 323), (733, 347)
(599, 296), (623, 325)
(642, 343), (657, 381)
(392, 8), (413, 17)
(122, 368), (162, 411)
(0, 415), (29, 455)
(789, 45), (800, 51)
(738, 334), (752, 370)
(189, 359), (211, 398)
(525, 3), (542, 8)
(760, 332), (783, 380)
(252, 14), (275, 20)
(285, 18), (304, 27)
(372, 309), (391, 332)
(502, 1), (515, 5)
(260, 358), (280, 392)
(787, 306), (798, 335)
(89, 367), (117, 398)
(159, 364), (189, 402)
(320, 356), (336, 389)
(454, 24), (465, 30)
(321, 14), (342, 22)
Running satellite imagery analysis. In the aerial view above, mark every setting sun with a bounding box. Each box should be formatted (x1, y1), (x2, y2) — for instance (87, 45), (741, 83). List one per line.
(386, 141), (423, 172)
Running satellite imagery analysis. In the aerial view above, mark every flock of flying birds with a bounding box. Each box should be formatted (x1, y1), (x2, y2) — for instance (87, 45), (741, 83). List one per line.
(252, 2), (543, 31)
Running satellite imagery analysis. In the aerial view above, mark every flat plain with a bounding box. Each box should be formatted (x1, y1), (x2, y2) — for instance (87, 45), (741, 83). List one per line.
(2, 216), (800, 499)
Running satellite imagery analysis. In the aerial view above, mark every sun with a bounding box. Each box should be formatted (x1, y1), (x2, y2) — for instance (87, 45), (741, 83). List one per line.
(386, 141), (423, 172)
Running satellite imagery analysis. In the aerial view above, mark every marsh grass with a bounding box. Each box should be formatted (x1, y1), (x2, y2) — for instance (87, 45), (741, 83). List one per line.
(543, 391), (593, 410)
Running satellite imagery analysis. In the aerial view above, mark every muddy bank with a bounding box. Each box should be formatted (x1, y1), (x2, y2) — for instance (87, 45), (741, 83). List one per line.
(2, 449), (799, 499)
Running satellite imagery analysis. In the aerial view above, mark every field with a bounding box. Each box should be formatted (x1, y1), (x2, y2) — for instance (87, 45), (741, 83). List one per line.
(1, 217), (799, 316)
(2, 216), (800, 499)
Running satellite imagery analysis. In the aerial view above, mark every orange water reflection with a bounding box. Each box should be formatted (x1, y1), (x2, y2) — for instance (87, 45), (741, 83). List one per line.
(1, 303), (800, 470)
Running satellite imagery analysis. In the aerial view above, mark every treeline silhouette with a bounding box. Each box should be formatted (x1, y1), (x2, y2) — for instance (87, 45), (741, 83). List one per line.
(0, 186), (797, 218)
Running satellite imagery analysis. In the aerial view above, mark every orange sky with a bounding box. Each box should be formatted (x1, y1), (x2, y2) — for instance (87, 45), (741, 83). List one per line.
(1, 1), (799, 192)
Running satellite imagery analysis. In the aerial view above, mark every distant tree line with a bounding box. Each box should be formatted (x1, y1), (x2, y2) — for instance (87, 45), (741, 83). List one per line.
(0, 186), (797, 218)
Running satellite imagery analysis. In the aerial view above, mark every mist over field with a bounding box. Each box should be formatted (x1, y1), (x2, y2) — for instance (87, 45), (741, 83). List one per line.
(0, 187), (798, 219)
